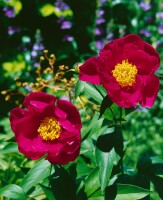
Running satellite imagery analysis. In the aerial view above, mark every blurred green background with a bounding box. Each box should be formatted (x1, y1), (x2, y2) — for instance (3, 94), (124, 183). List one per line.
(0, 0), (163, 199)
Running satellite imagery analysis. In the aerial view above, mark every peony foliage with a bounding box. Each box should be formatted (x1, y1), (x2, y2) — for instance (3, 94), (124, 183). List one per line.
(0, 1), (163, 198)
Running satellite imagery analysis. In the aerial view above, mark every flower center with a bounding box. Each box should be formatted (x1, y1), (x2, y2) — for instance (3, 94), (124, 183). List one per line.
(112, 59), (138, 88)
(38, 117), (62, 141)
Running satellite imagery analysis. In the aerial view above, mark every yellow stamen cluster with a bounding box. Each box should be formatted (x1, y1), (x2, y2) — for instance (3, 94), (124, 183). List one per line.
(38, 117), (62, 141)
(112, 60), (138, 88)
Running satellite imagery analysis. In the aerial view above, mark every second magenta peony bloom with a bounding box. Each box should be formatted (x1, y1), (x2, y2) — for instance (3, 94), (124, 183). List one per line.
(10, 92), (82, 165)
(79, 34), (160, 108)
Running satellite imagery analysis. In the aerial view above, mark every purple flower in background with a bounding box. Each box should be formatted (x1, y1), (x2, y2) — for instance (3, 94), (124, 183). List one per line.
(24, 85), (32, 92)
(140, 1), (151, 11)
(106, 33), (114, 41)
(94, 27), (104, 36)
(61, 21), (72, 29)
(3, 7), (15, 18)
(95, 40), (104, 50)
(96, 18), (105, 25)
(156, 12), (163, 19)
(97, 10), (104, 16)
(156, 40), (163, 47)
(55, 0), (73, 42)
(63, 35), (73, 42)
(158, 23), (163, 34)
(139, 29), (151, 37)
(136, 107), (148, 112)
(30, 30), (45, 61)
(33, 44), (44, 51)
(54, 0), (69, 10)
(8, 26), (20, 35)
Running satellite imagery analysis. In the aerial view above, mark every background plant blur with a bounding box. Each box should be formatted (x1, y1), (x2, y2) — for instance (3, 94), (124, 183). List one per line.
(0, 0), (163, 199)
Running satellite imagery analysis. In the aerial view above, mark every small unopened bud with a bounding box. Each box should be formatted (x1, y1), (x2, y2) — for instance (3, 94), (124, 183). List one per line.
(40, 56), (45, 61)
(1, 90), (7, 95)
(43, 50), (48, 54)
(75, 64), (80, 73)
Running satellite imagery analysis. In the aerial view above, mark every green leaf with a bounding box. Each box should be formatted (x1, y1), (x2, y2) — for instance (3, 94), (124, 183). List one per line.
(115, 184), (151, 200)
(75, 80), (85, 99)
(0, 184), (27, 200)
(88, 189), (103, 200)
(54, 7), (73, 17)
(81, 113), (99, 138)
(83, 82), (103, 104)
(96, 147), (120, 191)
(39, 4), (55, 17)
(150, 156), (163, 164)
(77, 157), (92, 179)
(20, 159), (51, 193)
(40, 184), (55, 200)
(2, 142), (19, 154)
(84, 167), (100, 197)
(104, 104), (125, 122)
(4, 0), (22, 15)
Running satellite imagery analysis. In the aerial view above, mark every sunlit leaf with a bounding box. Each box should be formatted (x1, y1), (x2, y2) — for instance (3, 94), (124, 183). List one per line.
(115, 184), (151, 200)
(2, 142), (18, 154)
(0, 184), (27, 200)
(20, 159), (51, 193)
(83, 82), (103, 104)
(39, 4), (55, 17)
(84, 167), (100, 197)
(96, 147), (120, 191)
(75, 80), (85, 99)
(40, 184), (56, 200)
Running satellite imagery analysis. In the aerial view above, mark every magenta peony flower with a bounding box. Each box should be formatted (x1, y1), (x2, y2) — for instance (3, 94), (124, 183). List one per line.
(79, 34), (160, 108)
(10, 92), (82, 165)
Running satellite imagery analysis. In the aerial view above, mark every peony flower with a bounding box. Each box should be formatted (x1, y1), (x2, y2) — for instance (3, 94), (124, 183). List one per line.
(79, 34), (160, 108)
(10, 92), (82, 165)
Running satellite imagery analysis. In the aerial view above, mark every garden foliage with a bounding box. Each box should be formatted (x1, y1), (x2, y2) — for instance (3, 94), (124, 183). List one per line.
(0, 0), (163, 200)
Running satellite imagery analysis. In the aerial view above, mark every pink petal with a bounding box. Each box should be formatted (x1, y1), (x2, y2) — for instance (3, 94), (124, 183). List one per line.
(55, 106), (67, 119)
(140, 75), (160, 108)
(46, 141), (80, 164)
(122, 45), (159, 75)
(10, 107), (28, 132)
(143, 42), (160, 71)
(16, 134), (47, 160)
(79, 57), (101, 85)
(103, 76), (142, 108)
(24, 92), (56, 111)
(10, 108), (39, 138)
(57, 99), (82, 127)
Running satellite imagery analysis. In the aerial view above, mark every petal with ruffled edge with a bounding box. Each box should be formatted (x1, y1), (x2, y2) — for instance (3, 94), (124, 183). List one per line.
(101, 34), (144, 52)
(10, 107), (28, 133)
(57, 99), (82, 131)
(16, 134), (47, 160)
(140, 75), (160, 108)
(46, 140), (80, 164)
(10, 107), (39, 139)
(122, 44), (159, 75)
(143, 42), (160, 71)
(79, 57), (101, 85)
(103, 76), (142, 108)
(24, 92), (56, 112)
